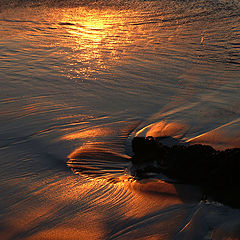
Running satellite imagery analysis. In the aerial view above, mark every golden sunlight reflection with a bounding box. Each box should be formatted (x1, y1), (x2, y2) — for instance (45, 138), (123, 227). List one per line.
(136, 120), (240, 150)
(188, 127), (240, 150)
(51, 6), (162, 80)
(61, 127), (114, 140)
(136, 121), (188, 139)
(2, 171), (196, 240)
(1, 2), (240, 239)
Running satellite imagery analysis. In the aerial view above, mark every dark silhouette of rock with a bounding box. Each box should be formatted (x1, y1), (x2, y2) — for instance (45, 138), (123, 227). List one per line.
(131, 136), (240, 208)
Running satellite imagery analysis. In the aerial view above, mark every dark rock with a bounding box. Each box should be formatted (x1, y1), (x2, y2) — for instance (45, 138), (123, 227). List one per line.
(131, 136), (240, 208)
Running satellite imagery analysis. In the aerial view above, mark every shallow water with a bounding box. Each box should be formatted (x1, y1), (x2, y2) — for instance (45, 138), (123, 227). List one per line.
(0, 0), (240, 239)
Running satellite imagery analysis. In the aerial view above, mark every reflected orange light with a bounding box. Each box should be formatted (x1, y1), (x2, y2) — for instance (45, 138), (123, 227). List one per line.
(187, 117), (240, 150)
(48, 6), (163, 81)
(188, 129), (240, 150)
(146, 121), (187, 138)
(137, 121), (188, 138)
(61, 127), (113, 140)
(55, 8), (132, 79)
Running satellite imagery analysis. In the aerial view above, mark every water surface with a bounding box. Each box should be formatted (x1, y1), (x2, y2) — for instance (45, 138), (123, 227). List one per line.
(0, 0), (240, 239)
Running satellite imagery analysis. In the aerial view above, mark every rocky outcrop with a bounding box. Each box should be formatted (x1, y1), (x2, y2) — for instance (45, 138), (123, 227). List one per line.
(131, 136), (240, 208)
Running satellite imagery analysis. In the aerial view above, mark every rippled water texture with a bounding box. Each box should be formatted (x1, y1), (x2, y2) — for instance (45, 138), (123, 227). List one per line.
(0, 0), (240, 239)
